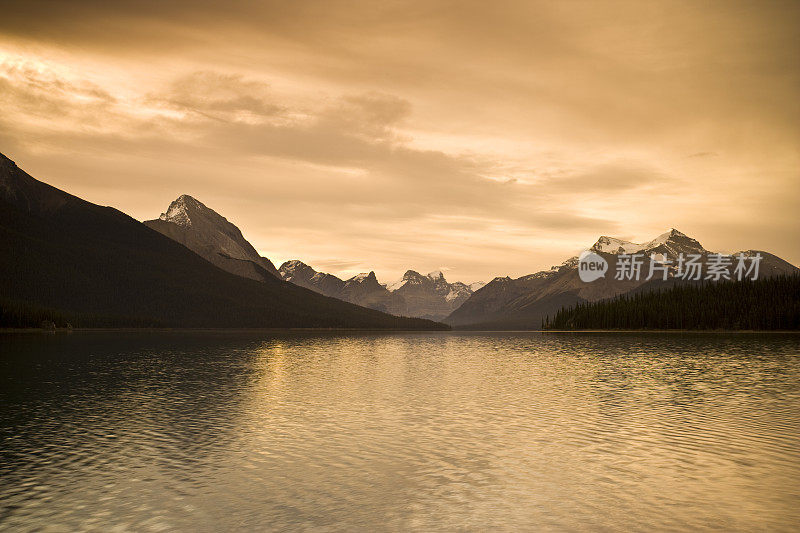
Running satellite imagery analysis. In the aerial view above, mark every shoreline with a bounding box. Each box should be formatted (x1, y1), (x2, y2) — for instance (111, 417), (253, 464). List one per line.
(1, 327), (798, 335)
(0, 327), (451, 334)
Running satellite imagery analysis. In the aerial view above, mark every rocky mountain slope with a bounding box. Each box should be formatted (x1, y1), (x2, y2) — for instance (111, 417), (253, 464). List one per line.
(339, 271), (408, 316)
(279, 261), (406, 316)
(386, 270), (473, 320)
(144, 195), (279, 282)
(279, 261), (479, 320)
(141, 196), (480, 320)
(280, 259), (345, 296)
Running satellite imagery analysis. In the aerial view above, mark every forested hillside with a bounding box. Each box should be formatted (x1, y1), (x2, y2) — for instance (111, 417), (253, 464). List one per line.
(544, 275), (800, 330)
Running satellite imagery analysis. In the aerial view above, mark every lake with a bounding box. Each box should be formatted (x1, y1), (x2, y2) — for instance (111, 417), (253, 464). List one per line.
(1, 331), (799, 531)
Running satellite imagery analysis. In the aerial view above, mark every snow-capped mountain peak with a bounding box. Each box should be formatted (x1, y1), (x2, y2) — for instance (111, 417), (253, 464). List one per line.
(641, 228), (688, 249)
(348, 272), (378, 284)
(591, 229), (706, 258)
(158, 194), (205, 227)
(279, 259), (315, 281)
(387, 270), (424, 291)
(145, 194), (280, 280)
(427, 270), (445, 281)
(468, 281), (487, 292)
(379, 268), (481, 319)
(591, 236), (640, 254)
(282, 259), (305, 269)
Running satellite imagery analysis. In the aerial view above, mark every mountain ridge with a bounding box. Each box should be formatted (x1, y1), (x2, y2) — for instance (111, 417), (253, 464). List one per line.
(279, 260), (480, 320)
(144, 195), (280, 282)
(446, 229), (799, 330)
(0, 152), (446, 330)
(145, 196), (481, 320)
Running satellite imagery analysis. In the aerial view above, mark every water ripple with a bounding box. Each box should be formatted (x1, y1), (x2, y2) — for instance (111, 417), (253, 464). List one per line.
(1, 331), (799, 531)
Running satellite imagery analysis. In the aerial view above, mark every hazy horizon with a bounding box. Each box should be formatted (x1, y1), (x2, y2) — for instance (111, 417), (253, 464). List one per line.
(2, 0), (798, 282)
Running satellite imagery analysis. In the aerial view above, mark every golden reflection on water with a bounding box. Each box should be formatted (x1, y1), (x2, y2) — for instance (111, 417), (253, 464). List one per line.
(1, 331), (799, 531)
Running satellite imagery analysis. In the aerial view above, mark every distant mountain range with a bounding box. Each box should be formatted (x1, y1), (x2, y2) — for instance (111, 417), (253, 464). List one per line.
(2, 148), (796, 331)
(386, 270), (478, 320)
(279, 262), (406, 316)
(141, 194), (796, 329)
(143, 195), (483, 321)
(445, 229), (799, 329)
(280, 261), (481, 320)
(0, 152), (444, 330)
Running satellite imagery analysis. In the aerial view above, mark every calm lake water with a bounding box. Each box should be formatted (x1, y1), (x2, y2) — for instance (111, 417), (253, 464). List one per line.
(1, 331), (799, 532)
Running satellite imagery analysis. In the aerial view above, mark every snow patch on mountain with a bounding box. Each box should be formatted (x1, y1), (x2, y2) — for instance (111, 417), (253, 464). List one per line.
(591, 236), (641, 254)
(279, 259), (307, 280)
(158, 194), (202, 227)
(348, 272), (375, 284)
(469, 281), (487, 291)
(591, 229), (706, 258)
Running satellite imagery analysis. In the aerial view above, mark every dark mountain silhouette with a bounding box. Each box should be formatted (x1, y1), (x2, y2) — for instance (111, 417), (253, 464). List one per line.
(0, 152), (446, 330)
(144, 200), (403, 316)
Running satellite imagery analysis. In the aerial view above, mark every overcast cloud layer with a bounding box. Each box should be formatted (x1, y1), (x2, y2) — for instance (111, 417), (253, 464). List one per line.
(1, 0), (798, 282)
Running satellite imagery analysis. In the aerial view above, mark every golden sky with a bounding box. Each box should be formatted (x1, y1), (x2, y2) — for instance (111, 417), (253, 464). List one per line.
(1, 0), (798, 283)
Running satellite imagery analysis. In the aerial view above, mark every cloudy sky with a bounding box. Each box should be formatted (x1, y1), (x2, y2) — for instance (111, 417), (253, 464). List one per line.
(1, 0), (798, 283)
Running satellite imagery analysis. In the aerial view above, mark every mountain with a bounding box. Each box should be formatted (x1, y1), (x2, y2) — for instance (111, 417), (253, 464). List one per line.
(386, 270), (474, 321)
(144, 195), (280, 282)
(278, 260), (343, 298)
(443, 261), (588, 330)
(590, 229), (705, 257)
(339, 271), (408, 316)
(278, 261), (406, 315)
(143, 194), (480, 321)
(446, 229), (799, 330)
(279, 261), (481, 320)
(0, 152), (445, 330)
(280, 259), (346, 296)
(468, 281), (487, 292)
